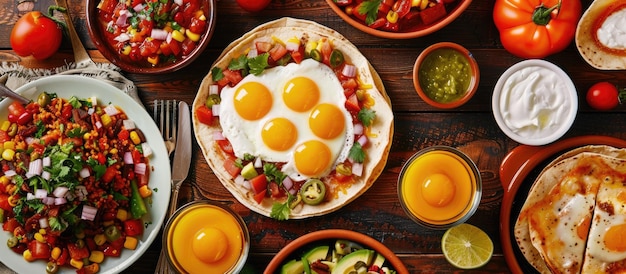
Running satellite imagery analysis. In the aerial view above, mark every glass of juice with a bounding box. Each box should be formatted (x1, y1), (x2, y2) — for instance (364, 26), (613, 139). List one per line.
(397, 146), (482, 229)
(163, 200), (250, 273)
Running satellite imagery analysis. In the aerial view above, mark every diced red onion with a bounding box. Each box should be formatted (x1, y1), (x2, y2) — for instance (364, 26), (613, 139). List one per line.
(142, 143), (153, 157)
(88, 108), (95, 115)
(134, 162), (147, 175)
(114, 33), (130, 43)
(341, 64), (357, 78)
(26, 192), (35, 200)
(151, 29), (168, 40)
(234, 175), (245, 186)
(124, 151), (134, 164)
(123, 119), (136, 130)
(166, 32), (172, 43)
(53, 186), (69, 198)
(209, 85), (219, 95)
(39, 218), (49, 229)
(357, 135), (368, 147)
(42, 171), (51, 180)
(353, 123), (364, 135)
(242, 180), (251, 190)
(352, 162), (364, 176)
(213, 131), (225, 141)
(35, 189), (47, 199)
(95, 121), (103, 129)
(104, 105), (120, 116)
(212, 104), (220, 116)
(285, 41), (299, 51)
(254, 157), (263, 168)
(247, 48), (258, 58)
(42, 197), (55, 205)
(133, 3), (145, 12)
(282, 176), (293, 190)
(29, 159), (42, 176)
(75, 186), (88, 201)
(25, 137), (37, 145)
(79, 167), (90, 178)
(43, 156), (51, 167)
(116, 10), (129, 27)
(289, 188), (297, 195)
(174, 0), (183, 5)
(54, 197), (67, 205)
(25, 172), (35, 179)
(81, 205), (98, 221)
(3, 170), (16, 178)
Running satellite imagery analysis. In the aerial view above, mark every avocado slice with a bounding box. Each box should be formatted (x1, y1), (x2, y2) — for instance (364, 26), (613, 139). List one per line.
(241, 162), (258, 180)
(281, 259), (305, 274)
(372, 252), (386, 268)
(302, 245), (330, 274)
(333, 249), (375, 274)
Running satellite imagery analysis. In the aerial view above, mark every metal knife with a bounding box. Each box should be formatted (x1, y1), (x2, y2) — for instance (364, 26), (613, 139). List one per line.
(169, 101), (192, 216)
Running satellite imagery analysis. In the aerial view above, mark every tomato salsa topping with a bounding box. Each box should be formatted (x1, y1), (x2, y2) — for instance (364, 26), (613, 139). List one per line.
(0, 93), (154, 273)
(332, 0), (461, 32)
(96, 0), (209, 67)
(196, 35), (378, 220)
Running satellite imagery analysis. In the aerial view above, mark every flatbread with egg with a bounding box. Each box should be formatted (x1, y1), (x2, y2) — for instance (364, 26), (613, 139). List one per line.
(514, 145), (626, 273)
(575, 0), (626, 70)
(192, 17), (393, 219)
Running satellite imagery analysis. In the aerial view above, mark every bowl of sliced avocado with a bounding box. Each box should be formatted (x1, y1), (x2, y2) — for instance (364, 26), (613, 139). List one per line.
(264, 229), (409, 274)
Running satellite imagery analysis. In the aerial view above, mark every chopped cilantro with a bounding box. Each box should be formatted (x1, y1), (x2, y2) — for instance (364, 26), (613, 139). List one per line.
(48, 216), (67, 231)
(25, 199), (45, 213)
(248, 53), (270, 76)
(228, 55), (249, 71)
(357, 0), (383, 25)
(66, 127), (85, 138)
(348, 142), (366, 163)
(270, 194), (295, 221)
(211, 67), (224, 82)
(35, 120), (46, 138)
(357, 108), (376, 127)
(243, 153), (255, 161)
(234, 158), (244, 169)
(263, 163), (287, 184)
(87, 158), (106, 179)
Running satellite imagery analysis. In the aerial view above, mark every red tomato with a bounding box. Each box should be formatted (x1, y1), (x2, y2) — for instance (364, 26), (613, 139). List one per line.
(124, 219), (144, 237)
(253, 189), (267, 204)
(10, 11), (63, 60)
(216, 139), (234, 155)
(586, 82), (624, 110)
(196, 105), (214, 125)
(67, 242), (89, 260)
(0, 194), (12, 211)
(28, 240), (51, 259)
(249, 174), (268, 194)
(236, 0), (271, 12)
(223, 157), (242, 179)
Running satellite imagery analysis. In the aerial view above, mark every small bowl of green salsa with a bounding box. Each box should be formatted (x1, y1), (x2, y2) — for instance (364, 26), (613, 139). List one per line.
(413, 42), (479, 108)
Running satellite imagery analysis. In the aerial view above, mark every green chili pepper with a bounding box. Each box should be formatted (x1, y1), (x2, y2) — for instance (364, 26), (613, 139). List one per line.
(300, 179), (326, 205)
(130, 179), (148, 219)
(329, 49), (344, 68)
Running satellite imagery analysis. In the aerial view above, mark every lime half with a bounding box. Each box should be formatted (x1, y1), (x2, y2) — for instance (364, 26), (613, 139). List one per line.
(441, 223), (493, 269)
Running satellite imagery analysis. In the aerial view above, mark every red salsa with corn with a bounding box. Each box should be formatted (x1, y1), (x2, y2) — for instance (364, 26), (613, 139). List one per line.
(332, 0), (461, 32)
(96, 0), (209, 67)
(0, 93), (154, 273)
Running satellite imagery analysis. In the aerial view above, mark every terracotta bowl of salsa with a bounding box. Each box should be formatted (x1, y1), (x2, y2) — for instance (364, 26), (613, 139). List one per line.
(86, 0), (216, 74)
(413, 42), (479, 109)
(264, 229), (409, 274)
(325, 0), (472, 39)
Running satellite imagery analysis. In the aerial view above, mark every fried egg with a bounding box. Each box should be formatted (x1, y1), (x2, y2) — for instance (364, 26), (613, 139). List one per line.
(585, 177), (626, 264)
(219, 59), (354, 180)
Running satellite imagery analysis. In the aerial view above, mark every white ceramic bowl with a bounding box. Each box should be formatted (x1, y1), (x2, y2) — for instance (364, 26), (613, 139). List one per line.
(492, 60), (578, 146)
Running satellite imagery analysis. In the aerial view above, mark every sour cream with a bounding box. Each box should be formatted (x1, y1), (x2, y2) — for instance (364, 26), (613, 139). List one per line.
(493, 60), (578, 146)
(597, 8), (626, 49)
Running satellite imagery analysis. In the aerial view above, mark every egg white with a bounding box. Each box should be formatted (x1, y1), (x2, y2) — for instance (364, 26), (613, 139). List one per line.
(219, 59), (354, 180)
(586, 181), (626, 263)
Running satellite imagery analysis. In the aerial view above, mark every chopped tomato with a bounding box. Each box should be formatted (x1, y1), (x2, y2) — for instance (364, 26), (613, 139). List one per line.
(290, 47), (304, 64)
(345, 93), (361, 112)
(249, 174), (268, 194)
(0, 131), (9, 143)
(222, 69), (243, 86)
(196, 105), (214, 125)
(28, 240), (51, 259)
(255, 41), (272, 53)
(124, 219), (144, 237)
(216, 139), (234, 155)
(223, 157), (242, 179)
(269, 182), (285, 198)
(2, 218), (20, 233)
(253, 189), (267, 204)
(181, 38), (196, 56)
(67, 242), (89, 260)
(102, 165), (118, 183)
(56, 247), (69, 266)
(0, 194), (11, 211)
(269, 44), (288, 62)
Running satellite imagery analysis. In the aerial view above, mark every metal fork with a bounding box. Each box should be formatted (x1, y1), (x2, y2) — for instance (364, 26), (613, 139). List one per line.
(152, 100), (177, 156)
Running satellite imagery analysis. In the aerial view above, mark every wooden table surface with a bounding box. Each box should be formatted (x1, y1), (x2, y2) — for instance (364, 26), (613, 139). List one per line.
(1, 0), (625, 273)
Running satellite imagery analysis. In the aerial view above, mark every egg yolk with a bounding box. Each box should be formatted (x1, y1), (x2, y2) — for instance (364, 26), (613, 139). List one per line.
(192, 227), (229, 263)
(294, 140), (332, 176)
(233, 81), (272, 120)
(262, 118), (297, 151)
(421, 173), (455, 207)
(309, 103), (345, 139)
(283, 77), (320, 112)
(604, 223), (626, 252)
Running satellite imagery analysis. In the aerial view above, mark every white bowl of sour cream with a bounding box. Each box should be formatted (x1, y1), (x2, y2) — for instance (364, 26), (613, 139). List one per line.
(492, 59), (578, 146)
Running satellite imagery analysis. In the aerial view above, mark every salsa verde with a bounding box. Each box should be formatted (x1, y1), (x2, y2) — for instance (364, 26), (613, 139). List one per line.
(418, 48), (471, 103)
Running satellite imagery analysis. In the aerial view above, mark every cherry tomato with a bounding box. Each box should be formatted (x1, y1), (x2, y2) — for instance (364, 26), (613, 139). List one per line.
(586, 82), (622, 110)
(10, 11), (63, 60)
(123, 219), (144, 237)
(236, 0), (271, 12)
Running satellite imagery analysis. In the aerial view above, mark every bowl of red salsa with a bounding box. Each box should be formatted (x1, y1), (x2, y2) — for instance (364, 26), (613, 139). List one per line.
(86, 0), (216, 74)
(325, 0), (472, 39)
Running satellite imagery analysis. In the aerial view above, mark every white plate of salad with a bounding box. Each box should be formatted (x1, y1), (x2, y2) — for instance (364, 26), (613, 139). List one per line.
(0, 75), (171, 273)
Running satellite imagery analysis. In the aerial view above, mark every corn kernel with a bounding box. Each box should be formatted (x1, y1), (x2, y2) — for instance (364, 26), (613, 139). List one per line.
(138, 185), (152, 198)
(420, 0), (429, 9)
(70, 258), (84, 269)
(3, 141), (15, 150)
(186, 29), (200, 42)
(0, 121), (10, 131)
(94, 234), (106, 246)
(0, 176), (9, 186)
(2, 149), (14, 161)
(51, 247), (62, 260)
(89, 250), (105, 263)
(38, 228), (46, 235)
(101, 114), (112, 127)
(386, 10), (399, 24)
(171, 30), (185, 42)
(124, 236), (138, 250)
(110, 148), (118, 155)
(129, 131), (141, 145)
(411, 0), (421, 6)
(147, 55), (159, 65)
(83, 132), (92, 140)
(116, 208), (128, 222)
(23, 250), (34, 262)
(122, 45), (132, 55)
(34, 233), (45, 243)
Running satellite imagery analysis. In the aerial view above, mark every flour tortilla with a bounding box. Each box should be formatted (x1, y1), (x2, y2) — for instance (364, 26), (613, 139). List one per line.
(514, 145), (626, 273)
(192, 17), (394, 219)
(575, 0), (626, 70)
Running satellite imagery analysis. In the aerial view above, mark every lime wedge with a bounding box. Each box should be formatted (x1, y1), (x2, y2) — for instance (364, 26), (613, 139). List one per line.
(441, 223), (493, 269)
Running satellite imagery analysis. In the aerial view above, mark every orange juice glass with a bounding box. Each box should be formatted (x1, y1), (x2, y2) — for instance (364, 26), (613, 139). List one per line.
(163, 200), (250, 273)
(398, 146), (482, 229)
